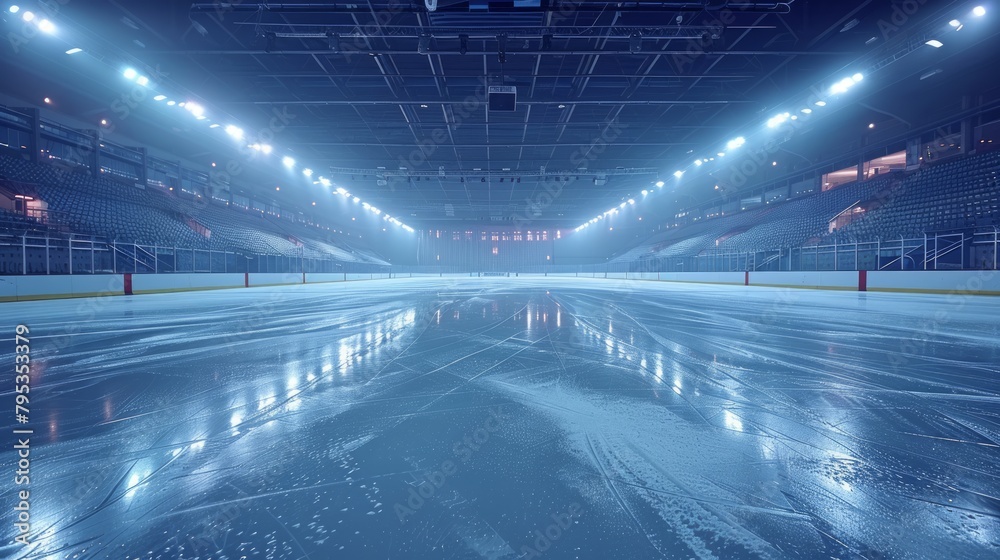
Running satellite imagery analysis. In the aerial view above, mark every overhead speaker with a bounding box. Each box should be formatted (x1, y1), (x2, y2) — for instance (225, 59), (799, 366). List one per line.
(488, 86), (516, 112)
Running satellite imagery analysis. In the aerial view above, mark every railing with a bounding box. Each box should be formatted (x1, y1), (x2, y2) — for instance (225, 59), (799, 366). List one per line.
(0, 232), (392, 275)
(622, 230), (999, 273)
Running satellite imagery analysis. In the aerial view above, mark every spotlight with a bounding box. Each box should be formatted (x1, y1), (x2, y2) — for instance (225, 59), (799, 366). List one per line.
(166, 100), (176, 106)
(43, 97), (51, 104)
(136, 75), (149, 86)
(282, 156), (295, 168)
(629, 33), (642, 54)
(641, 189), (648, 195)
(65, 47), (82, 54)
(153, 95), (166, 101)
(726, 136), (745, 150)
(123, 68), (138, 80)
(673, 170), (684, 178)
(319, 177), (331, 187)
(717, 152), (726, 157)
(260, 144), (272, 154)
(38, 19), (55, 34)
(185, 102), (204, 117)
(8, 5), (19, 14)
(868, 123), (876, 129)
(801, 108), (813, 114)
(21, 10), (32, 22)
(655, 181), (665, 188)
(815, 100), (827, 107)
(303, 168), (313, 177)
(695, 159), (703, 166)
(628, 199), (635, 205)
(852, 73), (864, 82)
(225, 125), (244, 140)
(973, 6), (986, 17)
(925, 39), (943, 48)
(459, 34), (469, 55)
(950, 19), (962, 28)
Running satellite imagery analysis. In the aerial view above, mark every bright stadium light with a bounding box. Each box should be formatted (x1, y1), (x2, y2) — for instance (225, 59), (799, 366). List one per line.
(926, 39), (944, 48)
(153, 94), (166, 101)
(655, 181), (665, 188)
(717, 152), (726, 157)
(336, 187), (347, 195)
(815, 100), (827, 107)
(726, 137), (746, 150)
(801, 108), (813, 114)
(628, 199), (635, 205)
(136, 75), (149, 86)
(166, 100), (176, 106)
(21, 10), (32, 21)
(766, 112), (790, 128)
(282, 156), (295, 168)
(673, 170), (684, 178)
(319, 177), (331, 187)
(209, 123), (220, 129)
(123, 68), (138, 80)
(65, 47), (82, 54)
(185, 102), (204, 117)
(619, 202), (627, 208)
(8, 5), (19, 14)
(225, 125), (244, 140)
(695, 159), (703, 166)
(852, 73), (864, 82)
(973, 6), (986, 17)
(303, 168), (313, 177)
(353, 197), (360, 203)
(260, 144), (272, 154)
(37, 19), (55, 34)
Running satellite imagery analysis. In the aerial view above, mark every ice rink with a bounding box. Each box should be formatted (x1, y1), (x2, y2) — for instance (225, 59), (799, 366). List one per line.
(2, 277), (999, 559)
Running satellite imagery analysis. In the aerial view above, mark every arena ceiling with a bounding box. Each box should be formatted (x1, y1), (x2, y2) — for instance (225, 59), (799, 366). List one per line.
(2, 1), (999, 228)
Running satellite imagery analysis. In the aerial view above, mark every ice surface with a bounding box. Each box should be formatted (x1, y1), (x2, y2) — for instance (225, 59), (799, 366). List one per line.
(1, 277), (999, 559)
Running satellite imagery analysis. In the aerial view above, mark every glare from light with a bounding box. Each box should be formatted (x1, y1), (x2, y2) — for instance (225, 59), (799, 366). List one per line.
(153, 94), (166, 101)
(869, 123), (876, 129)
(319, 177), (331, 187)
(973, 6), (986, 17)
(801, 108), (813, 114)
(655, 181), (665, 188)
(815, 100), (828, 107)
(38, 19), (55, 34)
(641, 189), (648, 195)
(21, 10), (32, 21)
(260, 144), (272, 154)
(673, 170), (684, 178)
(628, 199), (635, 205)
(925, 39), (943, 48)
(353, 197), (360, 203)
(225, 125), (244, 140)
(209, 123), (220, 128)
(717, 152), (726, 157)
(766, 112), (790, 128)
(65, 47), (82, 54)
(282, 156), (295, 168)
(166, 100), (176, 106)
(726, 136), (746, 150)
(136, 75), (149, 86)
(619, 202), (627, 208)
(185, 102), (204, 117)
(336, 187), (347, 195)
(8, 6), (19, 14)
(303, 168), (313, 177)
(43, 97), (51, 104)
(123, 68), (138, 80)
(852, 73), (864, 82)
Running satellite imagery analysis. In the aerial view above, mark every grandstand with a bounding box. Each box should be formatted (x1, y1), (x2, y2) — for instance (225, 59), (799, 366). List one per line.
(2, 2), (1000, 560)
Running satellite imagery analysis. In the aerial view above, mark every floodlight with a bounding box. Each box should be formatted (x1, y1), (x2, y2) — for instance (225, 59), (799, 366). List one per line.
(38, 19), (55, 34)
(225, 125), (244, 140)
(925, 39), (943, 48)
(65, 47), (82, 54)
(303, 168), (313, 177)
(123, 68), (138, 80)
(282, 156), (295, 168)
(673, 170), (684, 178)
(973, 6), (986, 17)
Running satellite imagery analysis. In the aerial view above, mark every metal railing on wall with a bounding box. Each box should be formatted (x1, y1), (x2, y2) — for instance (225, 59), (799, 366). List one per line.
(1, 230), (997, 277)
(0, 232), (392, 275)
